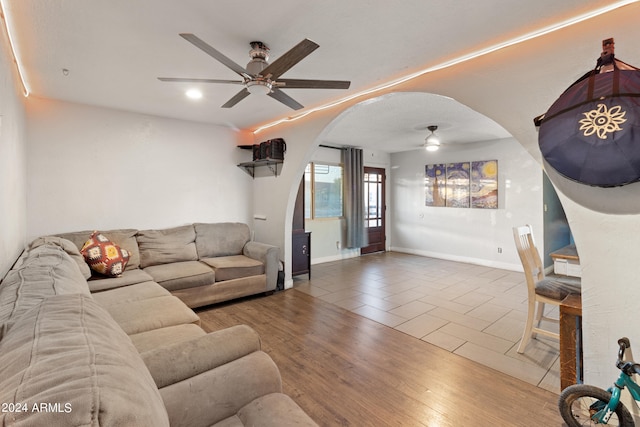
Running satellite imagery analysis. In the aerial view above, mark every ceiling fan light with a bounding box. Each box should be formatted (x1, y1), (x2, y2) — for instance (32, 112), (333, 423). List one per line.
(185, 88), (203, 99)
(424, 125), (440, 151)
(425, 141), (440, 152)
(246, 80), (272, 95)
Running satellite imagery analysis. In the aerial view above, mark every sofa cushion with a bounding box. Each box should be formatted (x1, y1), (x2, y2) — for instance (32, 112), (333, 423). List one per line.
(143, 261), (216, 291)
(141, 324), (262, 389)
(137, 225), (198, 268)
(57, 228), (140, 270)
(81, 231), (130, 277)
(98, 295), (200, 335)
(130, 324), (207, 353)
(234, 393), (319, 427)
(0, 294), (169, 427)
(195, 222), (250, 258)
(159, 351), (282, 427)
(91, 281), (170, 307)
(0, 244), (89, 327)
(200, 255), (264, 282)
(87, 268), (155, 292)
(28, 236), (92, 279)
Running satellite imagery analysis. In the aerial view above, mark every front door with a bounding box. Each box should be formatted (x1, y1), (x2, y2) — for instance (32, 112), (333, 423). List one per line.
(361, 167), (386, 254)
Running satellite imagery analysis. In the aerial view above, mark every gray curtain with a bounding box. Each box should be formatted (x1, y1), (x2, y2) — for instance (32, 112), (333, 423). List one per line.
(343, 147), (367, 249)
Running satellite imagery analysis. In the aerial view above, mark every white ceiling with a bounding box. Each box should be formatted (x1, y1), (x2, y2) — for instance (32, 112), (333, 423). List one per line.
(5, 0), (629, 151)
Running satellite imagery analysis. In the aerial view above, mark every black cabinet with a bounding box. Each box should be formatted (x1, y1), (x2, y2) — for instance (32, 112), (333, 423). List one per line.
(292, 231), (311, 278)
(292, 177), (311, 278)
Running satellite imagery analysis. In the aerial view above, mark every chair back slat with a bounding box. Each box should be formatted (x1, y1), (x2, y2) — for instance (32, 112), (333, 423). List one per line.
(512, 224), (544, 286)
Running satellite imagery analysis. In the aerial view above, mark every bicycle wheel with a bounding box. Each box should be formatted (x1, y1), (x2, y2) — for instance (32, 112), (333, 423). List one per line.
(558, 384), (635, 426)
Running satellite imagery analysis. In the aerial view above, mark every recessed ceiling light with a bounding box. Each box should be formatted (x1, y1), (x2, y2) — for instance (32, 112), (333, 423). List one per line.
(186, 89), (203, 100)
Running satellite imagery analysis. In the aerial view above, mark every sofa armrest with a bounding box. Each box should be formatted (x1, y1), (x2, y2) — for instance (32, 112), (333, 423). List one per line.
(243, 241), (279, 291)
(159, 351), (283, 427)
(141, 324), (261, 388)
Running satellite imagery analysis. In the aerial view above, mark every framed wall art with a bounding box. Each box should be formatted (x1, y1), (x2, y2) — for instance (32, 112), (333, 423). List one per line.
(425, 164), (446, 207)
(471, 160), (498, 209)
(424, 160), (498, 209)
(445, 162), (470, 208)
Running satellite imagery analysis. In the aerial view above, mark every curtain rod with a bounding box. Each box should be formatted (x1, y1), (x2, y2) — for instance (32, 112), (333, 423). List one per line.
(319, 144), (345, 151)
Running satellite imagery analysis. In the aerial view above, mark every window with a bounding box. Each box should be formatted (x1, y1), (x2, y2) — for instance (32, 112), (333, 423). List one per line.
(305, 163), (343, 219)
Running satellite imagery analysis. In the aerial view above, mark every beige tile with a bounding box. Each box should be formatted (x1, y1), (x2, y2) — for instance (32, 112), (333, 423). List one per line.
(358, 287), (396, 299)
(509, 335), (559, 369)
(351, 305), (406, 327)
(332, 297), (366, 311)
(538, 357), (561, 393)
(428, 307), (491, 331)
(436, 283), (481, 301)
(353, 293), (401, 311)
(388, 300), (436, 319)
(478, 269), (512, 280)
(454, 342), (550, 387)
(418, 295), (471, 314)
(384, 289), (427, 305)
(482, 310), (525, 342)
(466, 302), (512, 324)
(452, 292), (494, 308)
(421, 330), (466, 351)
(378, 281), (422, 294)
(318, 289), (363, 304)
(439, 322), (513, 353)
(395, 313), (449, 338)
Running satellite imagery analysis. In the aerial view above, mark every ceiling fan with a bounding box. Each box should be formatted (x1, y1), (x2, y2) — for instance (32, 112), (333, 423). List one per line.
(158, 33), (351, 110)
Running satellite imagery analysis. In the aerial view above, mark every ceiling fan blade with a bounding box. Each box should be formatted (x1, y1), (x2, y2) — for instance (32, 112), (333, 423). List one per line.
(179, 33), (250, 78)
(221, 88), (251, 108)
(267, 88), (304, 110)
(276, 78), (351, 89)
(158, 77), (244, 84)
(261, 39), (319, 80)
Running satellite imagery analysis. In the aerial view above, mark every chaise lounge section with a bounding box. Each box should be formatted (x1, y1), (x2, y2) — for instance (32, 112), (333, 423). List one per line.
(0, 232), (316, 426)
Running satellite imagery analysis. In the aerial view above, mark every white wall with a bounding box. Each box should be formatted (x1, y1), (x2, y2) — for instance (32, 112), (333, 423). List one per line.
(390, 138), (541, 270)
(0, 25), (27, 277)
(25, 97), (252, 240)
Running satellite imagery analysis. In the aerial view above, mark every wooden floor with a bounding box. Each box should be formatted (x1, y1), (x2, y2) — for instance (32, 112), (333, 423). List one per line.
(198, 289), (565, 426)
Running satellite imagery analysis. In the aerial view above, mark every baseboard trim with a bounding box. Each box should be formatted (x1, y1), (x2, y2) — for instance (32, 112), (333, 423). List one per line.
(389, 246), (522, 272)
(311, 250), (360, 266)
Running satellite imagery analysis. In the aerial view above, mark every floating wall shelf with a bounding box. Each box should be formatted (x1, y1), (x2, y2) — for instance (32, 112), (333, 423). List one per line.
(237, 159), (283, 178)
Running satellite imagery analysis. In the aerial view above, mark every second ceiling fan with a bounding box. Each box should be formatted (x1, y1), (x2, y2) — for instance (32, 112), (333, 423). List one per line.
(159, 33), (351, 110)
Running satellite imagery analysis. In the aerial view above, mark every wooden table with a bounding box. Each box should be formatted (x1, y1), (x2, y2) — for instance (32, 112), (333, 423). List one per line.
(560, 293), (582, 390)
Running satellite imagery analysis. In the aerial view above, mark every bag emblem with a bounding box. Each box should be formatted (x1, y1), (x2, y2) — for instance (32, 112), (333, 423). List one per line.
(579, 103), (627, 139)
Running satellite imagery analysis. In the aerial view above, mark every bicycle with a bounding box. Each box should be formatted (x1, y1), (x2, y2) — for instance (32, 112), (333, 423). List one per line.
(559, 337), (640, 426)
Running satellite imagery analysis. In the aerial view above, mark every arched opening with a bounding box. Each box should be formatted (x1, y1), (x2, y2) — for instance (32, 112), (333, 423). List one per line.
(285, 91), (572, 389)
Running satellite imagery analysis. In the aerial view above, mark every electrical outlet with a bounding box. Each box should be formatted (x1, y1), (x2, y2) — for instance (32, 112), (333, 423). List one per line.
(336, 241), (341, 250)
(498, 247), (502, 254)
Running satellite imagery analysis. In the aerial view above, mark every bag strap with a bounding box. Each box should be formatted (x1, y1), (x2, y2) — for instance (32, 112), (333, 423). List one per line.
(587, 55), (620, 100)
(534, 56), (633, 126)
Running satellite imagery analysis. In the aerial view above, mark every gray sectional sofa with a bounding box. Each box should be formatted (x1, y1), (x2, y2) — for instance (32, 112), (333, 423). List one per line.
(56, 222), (279, 308)
(0, 228), (317, 426)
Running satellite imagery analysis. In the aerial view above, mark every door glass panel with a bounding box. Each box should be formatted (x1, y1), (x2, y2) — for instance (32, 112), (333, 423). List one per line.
(304, 164), (312, 219)
(365, 171), (382, 228)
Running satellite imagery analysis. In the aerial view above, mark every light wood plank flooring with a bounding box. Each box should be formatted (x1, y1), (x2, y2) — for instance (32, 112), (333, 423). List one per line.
(198, 255), (565, 426)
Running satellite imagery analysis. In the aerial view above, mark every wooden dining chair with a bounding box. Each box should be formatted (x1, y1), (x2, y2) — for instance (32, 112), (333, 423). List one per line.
(513, 225), (581, 353)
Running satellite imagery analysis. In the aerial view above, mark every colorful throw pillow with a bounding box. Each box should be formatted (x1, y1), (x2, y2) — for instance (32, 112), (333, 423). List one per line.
(81, 231), (130, 277)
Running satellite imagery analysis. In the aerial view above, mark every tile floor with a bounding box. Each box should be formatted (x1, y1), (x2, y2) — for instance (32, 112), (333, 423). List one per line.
(292, 251), (564, 394)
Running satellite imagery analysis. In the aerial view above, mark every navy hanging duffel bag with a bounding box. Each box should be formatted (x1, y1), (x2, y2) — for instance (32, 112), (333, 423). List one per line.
(536, 48), (640, 187)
